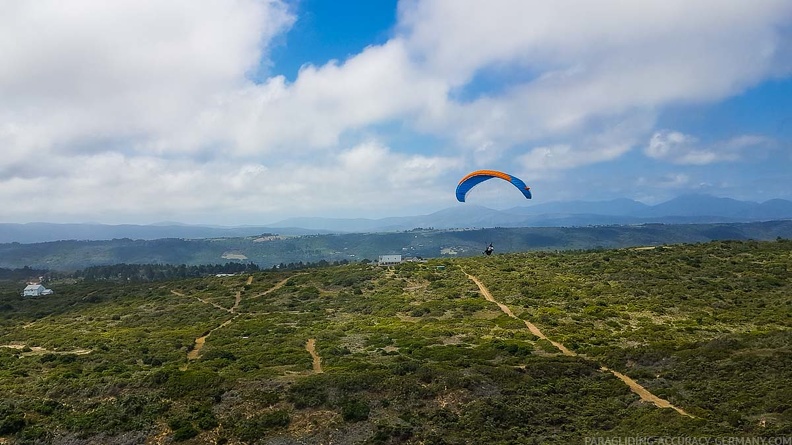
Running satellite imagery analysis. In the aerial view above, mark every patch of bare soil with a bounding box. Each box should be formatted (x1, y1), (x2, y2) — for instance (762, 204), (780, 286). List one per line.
(231, 291), (242, 313)
(306, 338), (323, 373)
(287, 409), (342, 436)
(145, 422), (171, 445)
(0, 343), (92, 356)
(221, 252), (248, 260)
(462, 269), (694, 418)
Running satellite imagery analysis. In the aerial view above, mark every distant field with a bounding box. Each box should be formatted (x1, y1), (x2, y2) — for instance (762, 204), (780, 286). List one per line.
(0, 239), (790, 444)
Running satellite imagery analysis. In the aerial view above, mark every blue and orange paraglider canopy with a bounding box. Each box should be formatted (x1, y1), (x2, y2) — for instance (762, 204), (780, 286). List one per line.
(455, 170), (532, 202)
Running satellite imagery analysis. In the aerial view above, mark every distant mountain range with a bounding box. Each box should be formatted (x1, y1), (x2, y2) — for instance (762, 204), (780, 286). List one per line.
(0, 223), (334, 244)
(2, 194), (792, 244)
(262, 194), (792, 232)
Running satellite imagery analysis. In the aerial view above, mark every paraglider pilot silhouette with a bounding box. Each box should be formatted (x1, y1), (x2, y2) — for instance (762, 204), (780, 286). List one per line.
(455, 170), (532, 257)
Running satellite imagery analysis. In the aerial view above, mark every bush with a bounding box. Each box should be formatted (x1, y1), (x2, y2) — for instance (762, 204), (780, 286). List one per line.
(169, 418), (199, 442)
(0, 413), (25, 435)
(163, 369), (226, 401)
(190, 404), (219, 430)
(236, 410), (290, 442)
(339, 398), (370, 422)
(287, 376), (328, 409)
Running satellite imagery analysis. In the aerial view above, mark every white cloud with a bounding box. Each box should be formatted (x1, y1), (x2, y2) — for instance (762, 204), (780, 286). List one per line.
(516, 112), (654, 174)
(206, 39), (449, 154)
(398, 0), (792, 157)
(1, 1), (791, 222)
(0, 0), (295, 159)
(0, 141), (461, 224)
(645, 131), (770, 164)
(636, 173), (690, 189)
(260, 142), (463, 216)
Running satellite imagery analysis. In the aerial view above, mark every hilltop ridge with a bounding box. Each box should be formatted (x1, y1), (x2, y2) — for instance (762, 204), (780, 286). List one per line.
(0, 239), (789, 443)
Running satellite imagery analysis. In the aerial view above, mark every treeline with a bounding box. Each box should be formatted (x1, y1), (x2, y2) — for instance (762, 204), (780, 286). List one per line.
(0, 266), (49, 281)
(70, 259), (358, 281)
(73, 262), (261, 282)
(271, 259), (354, 270)
(2, 260), (362, 284)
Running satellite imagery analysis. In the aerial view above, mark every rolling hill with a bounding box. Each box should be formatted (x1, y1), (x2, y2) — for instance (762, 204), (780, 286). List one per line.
(0, 240), (789, 443)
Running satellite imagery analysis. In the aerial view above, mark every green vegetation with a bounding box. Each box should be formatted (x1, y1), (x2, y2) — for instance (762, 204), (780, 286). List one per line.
(0, 239), (790, 444)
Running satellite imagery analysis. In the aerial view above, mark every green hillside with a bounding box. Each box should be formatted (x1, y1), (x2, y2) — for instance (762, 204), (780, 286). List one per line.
(2, 220), (792, 271)
(1, 240), (790, 444)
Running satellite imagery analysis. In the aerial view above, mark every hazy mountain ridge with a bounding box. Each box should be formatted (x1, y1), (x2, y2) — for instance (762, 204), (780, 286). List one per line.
(2, 195), (791, 244)
(266, 194), (792, 232)
(0, 222), (335, 244)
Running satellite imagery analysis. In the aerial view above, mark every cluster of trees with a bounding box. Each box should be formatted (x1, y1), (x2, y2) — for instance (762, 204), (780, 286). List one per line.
(71, 262), (261, 282)
(1, 260), (363, 285)
(270, 259), (353, 271)
(0, 266), (48, 281)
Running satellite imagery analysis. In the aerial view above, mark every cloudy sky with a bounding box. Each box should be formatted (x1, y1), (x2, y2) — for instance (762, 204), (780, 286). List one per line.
(2, 0), (791, 225)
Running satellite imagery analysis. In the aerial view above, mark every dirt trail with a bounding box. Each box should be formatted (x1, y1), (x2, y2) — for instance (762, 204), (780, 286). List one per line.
(1, 343), (92, 356)
(186, 317), (238, 361)
(464, 273), (575, 357)
(185, 337), (206, 361)
(171, 290), (232, 313)
(229, 276), (252, 313)
(181, 275), (294, 368)
(306, 338), (323, 373)
(231, 291), (242, 313)
(602, 366), (692, 417)
(462, 270), (694, 418)
(248, 275), (299, 301)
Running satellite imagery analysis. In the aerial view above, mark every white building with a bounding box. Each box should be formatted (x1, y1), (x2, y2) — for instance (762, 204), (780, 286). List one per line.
(378, 255), (402, 266)
(23, 284), (53, 297)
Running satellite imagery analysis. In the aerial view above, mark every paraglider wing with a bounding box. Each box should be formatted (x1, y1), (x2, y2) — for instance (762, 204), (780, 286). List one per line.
(455, 170), (532, 202)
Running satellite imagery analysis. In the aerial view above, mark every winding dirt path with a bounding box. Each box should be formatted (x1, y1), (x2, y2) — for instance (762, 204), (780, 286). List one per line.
(462, 270), (694, 418)
(181, 275), (296, 368)
(185, 317), (238, 362)
(231, 291), (242, 313)
(248, 274), (300, 301)
(465, 273), (575, 357)
(601, 366), (692, 417)
(306, 338), (323, 373)
(179, 277), (252, 367)
(171, 290), (232, 313)
(227, 275), (253, 313)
